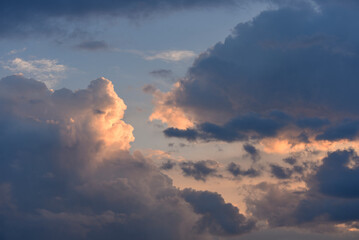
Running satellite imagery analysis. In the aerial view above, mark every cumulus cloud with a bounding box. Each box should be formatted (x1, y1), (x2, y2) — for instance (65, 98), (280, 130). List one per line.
(2, 58), (66, 87)
(150, 2), (359, 145)
(0, 75), (254, 239)
(182, 189), (256, 236)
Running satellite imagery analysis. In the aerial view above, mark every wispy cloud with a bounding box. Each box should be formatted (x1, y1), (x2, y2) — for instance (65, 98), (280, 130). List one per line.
(7, 47), (27, 55)
(144, 50), (196, 61)
(2, 57), (66, 87)
(115, 48), (196, 62)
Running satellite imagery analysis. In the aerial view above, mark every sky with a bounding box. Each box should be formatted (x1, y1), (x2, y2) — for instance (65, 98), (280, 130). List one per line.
(1, 0), (359, 239)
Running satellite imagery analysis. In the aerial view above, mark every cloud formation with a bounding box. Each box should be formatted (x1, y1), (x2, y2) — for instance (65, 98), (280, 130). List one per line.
(180, 160), (219, 181)
(150, 2), (359, 144)
(2, 58), (66, 87)
(0, 75), (254, 239)
(247, 149), (359, 229)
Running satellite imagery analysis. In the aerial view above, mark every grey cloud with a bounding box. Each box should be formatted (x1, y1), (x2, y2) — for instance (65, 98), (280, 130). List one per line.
(149, 69), (173, 79)
(160, 159), (176, 170)
(180, 160), (219, 181)
(270, 164), (293, 179)
(227, 162), (260, 178)
(182, 189), (256, 236)
(247, 150), (359, 228)
(243, 144), (261, 162)
(164, 113), (286, 142)
(283, 157), (297, 165)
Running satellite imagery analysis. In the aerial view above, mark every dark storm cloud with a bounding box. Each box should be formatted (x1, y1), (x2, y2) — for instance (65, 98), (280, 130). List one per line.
(181, 189), (256, 236)
(227, 162), (260, 178)
(154, 2), (359, 143)
(180, 160), (219, 181)
(0, 75), (255, 239)
(0, 0), (236, 38)
(75, 40), (109, 51)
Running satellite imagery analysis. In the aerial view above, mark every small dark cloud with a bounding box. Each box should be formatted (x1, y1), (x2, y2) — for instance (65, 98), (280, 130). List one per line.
(227, 162), (260, 178)
(149, 69), (173, 79)
(283, 157), (297, 165)
(160, 159), (176, 170)
(270, 164), (293, 179)
(164, 113), (286, 142)
(180, 160), (218, 181)
(243, 143), (261, 162)
(142, 84), (157, 94)
(75, 40), (108, 51)
(181, 188), (256, 236)
(164, 127), (198, 141)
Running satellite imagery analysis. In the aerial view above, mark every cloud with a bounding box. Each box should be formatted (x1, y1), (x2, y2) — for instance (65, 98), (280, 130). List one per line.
(160, 159), (176, 170)
(247, 149), (359, 229)
(270, 164), (293, 179)
(2, 58), (66, 87)
(243, 144), (261, 162)
(75, 40), (109, 51)
(180, 160), (219, 181)
(150, 2), (359, 144)
(0, 74), (255, 239)
(144, 50), (196, 61)
(227, 162), (260, 178)
(0, 0), (237, 38)
(149, 69), (173, 79)
(163, 112), (288, 142)
(181, 189), (256, 236)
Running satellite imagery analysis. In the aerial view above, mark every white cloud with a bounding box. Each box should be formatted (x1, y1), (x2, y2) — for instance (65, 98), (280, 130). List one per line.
(7, 47), (27, 55)
(115, 48), (196, 62)
(2, 57), (66, 87)
(144, 50), (196, 61)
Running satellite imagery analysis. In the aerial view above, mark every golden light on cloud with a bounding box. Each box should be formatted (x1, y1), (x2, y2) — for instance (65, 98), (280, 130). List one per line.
(261, 137), (359, 155)
(149, 82), (193, 129)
